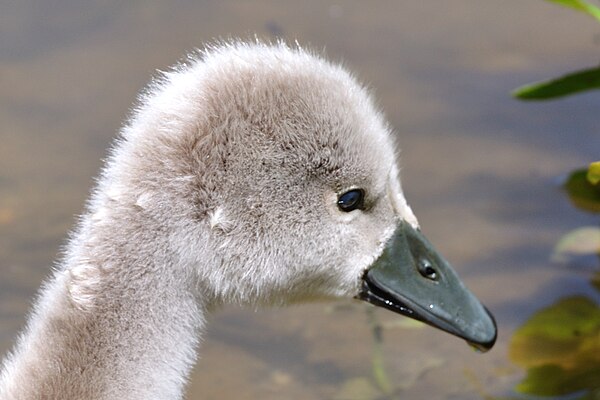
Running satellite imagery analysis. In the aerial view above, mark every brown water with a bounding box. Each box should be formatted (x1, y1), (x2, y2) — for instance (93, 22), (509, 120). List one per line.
(1, 1), (599, 399)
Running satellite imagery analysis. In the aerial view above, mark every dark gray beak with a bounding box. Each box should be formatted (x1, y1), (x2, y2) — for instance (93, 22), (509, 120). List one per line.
(357, 221), (497, 352)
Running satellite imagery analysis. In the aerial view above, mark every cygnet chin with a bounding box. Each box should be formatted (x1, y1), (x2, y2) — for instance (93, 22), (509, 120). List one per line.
(0, 41), (496, 400)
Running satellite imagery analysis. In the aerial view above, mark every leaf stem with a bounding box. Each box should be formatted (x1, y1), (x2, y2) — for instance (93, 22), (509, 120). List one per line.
(366, 306), (393, 395)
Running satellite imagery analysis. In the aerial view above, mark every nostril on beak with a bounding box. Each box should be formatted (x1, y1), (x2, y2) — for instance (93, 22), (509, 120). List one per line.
(417, 258), (437, 280)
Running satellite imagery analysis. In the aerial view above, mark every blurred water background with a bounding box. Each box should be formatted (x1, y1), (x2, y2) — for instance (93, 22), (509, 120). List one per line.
(1, 1), (599, 398)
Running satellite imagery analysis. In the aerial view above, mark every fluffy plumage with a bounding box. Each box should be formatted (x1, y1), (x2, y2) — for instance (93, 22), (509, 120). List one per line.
(0, 41), (419, 399)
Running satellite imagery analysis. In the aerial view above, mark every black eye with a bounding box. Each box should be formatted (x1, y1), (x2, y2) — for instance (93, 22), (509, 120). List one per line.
(337, 189), (365, 212)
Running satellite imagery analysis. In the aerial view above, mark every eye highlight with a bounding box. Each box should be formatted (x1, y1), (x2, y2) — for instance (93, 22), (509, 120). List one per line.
(337, 189), (365, 212)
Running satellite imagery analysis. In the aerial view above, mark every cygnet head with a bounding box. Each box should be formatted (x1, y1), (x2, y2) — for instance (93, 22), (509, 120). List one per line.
(97, 41), (496, 350)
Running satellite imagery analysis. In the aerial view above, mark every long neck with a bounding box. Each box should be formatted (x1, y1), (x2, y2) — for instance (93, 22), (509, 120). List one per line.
(0, 211), (206, 400)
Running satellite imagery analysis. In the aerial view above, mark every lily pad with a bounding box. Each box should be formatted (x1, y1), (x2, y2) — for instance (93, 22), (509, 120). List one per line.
(509, 296), (600, 396)
(563, 169), (600, 213)
(552, 226), (600, 263)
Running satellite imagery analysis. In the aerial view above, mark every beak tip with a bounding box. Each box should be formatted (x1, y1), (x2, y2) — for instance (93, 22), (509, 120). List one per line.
(467, 306), (497, 353)
(359, 221), (498, 354)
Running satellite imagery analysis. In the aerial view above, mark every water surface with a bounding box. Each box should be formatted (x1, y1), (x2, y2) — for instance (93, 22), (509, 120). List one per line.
(1, 1), (599, 398)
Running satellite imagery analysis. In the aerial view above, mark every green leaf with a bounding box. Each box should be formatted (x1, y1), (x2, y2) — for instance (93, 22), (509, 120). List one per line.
(509, 296), (600, 396)
(563, 169), (600, 213)
(546, 0), (600, 23)
(552, 226), (600, 263)
(513, 66), (600, 100)
(516, 364), (600, 396)
(588, 161), (600, 185)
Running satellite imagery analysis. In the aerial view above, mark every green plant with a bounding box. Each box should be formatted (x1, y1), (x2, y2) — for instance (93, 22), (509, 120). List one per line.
(512, 0), (600, 101)
(513, 0), (600, 264)
(509, 2), (600, 398)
